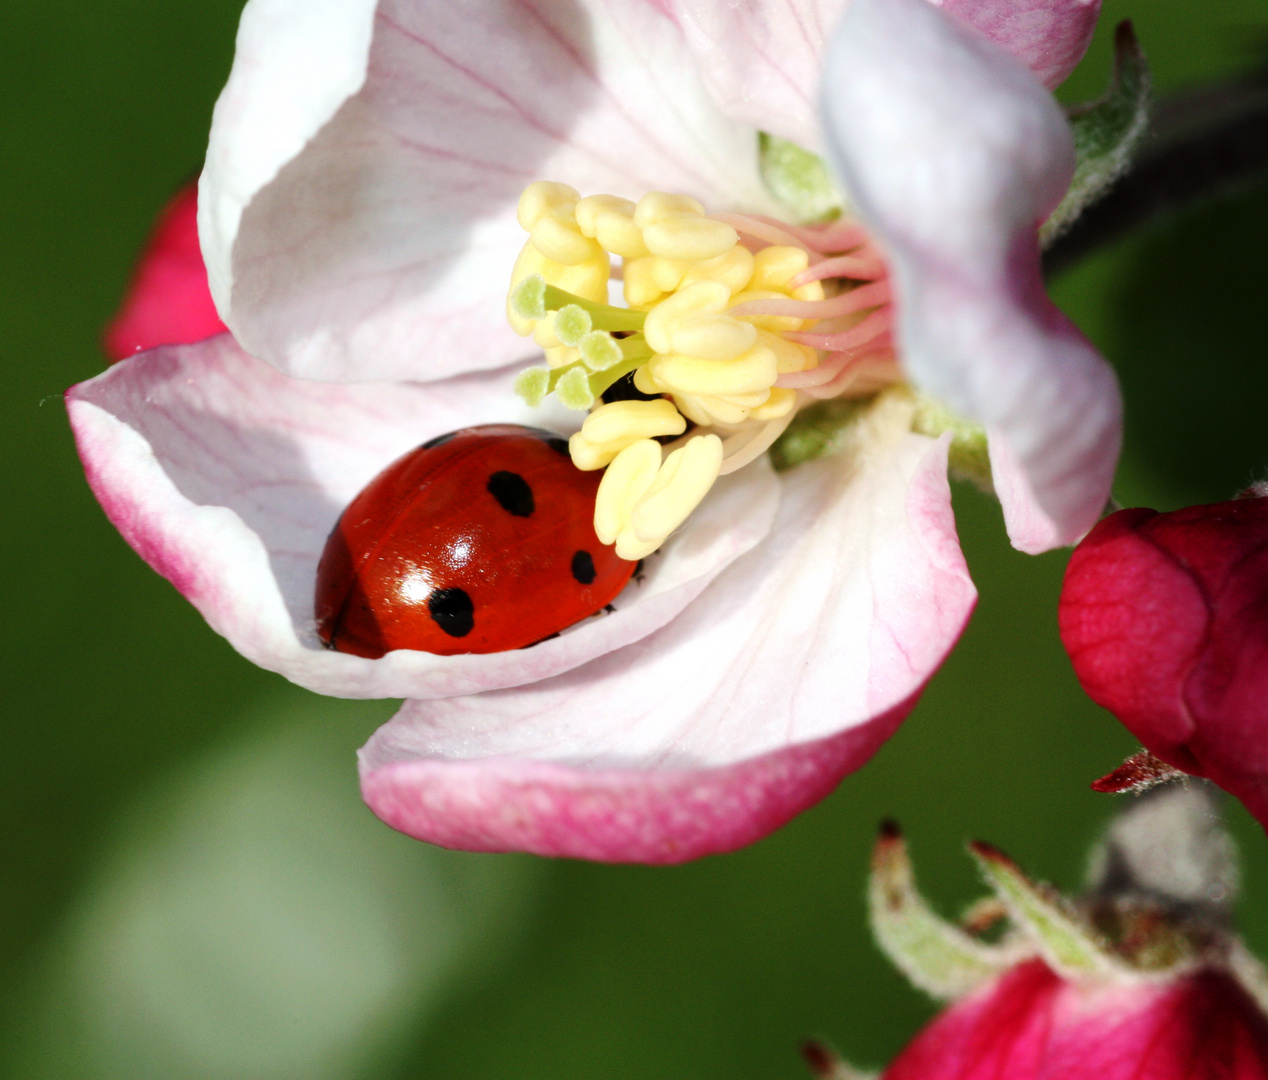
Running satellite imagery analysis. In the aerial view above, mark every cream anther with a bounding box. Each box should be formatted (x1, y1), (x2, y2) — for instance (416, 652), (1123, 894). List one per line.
(516, 181), (601, 265)
(750, 246), (824, 302)
(633, 192), (705, 227)
(758, 329), (818, 374)
(643, 217), (739, 262)
(647, 344), (778, 397)
(594, 439), (662, 546)
(623, 257), (691, 308)
(680, 245), (755, 294)
(624, 434), (724, 558)
(576, 195), (649, 259)
(643, 281), (754, 361)
(569, 399), (687, 471)
(516, 181), (579, 230)
(748, 387), (796, 420)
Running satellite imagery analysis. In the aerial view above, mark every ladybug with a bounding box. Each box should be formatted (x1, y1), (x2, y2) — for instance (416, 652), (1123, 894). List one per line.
(315, 424), (637, 657)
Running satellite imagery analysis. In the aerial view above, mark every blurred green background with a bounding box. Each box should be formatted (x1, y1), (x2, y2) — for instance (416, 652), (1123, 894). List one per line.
(3, 1), (1267, 1076)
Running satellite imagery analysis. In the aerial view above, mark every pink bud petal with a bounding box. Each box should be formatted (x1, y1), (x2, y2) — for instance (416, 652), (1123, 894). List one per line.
(936, 0), (1101, 89)
(886, 960), (1268, 1079)
(1060, 499), (1268, 831)
(104, 183), (227, 360)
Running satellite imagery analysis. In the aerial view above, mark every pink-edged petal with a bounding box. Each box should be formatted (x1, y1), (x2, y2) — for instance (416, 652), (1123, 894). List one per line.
(359, 421), (977, 862)
(651, 0), (1098, 155)
(104, 182), (227, 360)
(822, 0), (1120, 553)
(202, 0), (777, 385)
(67, 335), (779, 700)
(936, 0), (1100, 89)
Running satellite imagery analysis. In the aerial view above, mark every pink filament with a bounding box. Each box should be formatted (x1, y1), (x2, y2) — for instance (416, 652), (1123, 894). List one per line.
(712, 212), (812, 251)
(802, 352), (901, 400)
(730, 280), (891, 321)
(776, 350), (856, 389)
(787, 306), (892, 352)
(793, 219), (872, 253)
(791, 252), (886, 286)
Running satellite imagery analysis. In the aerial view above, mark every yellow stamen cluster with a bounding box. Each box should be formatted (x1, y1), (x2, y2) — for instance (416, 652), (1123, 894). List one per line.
(507, 181), (827, 559)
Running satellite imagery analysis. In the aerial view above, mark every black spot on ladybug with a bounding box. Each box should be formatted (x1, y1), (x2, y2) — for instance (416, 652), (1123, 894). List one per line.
(427, 587), (474, 638)
(487, 471), (535, 517)
(420, 431), (457, 450)
(571, 550), (597, 585)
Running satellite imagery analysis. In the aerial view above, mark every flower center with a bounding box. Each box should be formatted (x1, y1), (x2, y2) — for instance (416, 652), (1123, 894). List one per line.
(506, 181), (899, 559)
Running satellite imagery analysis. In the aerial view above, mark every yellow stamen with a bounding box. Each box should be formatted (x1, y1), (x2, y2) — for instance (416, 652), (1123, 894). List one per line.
(569, 399), (687, 471)
(624, 434), (724, 559)
(645, 345), (778, 398)
(594, 439), (662, 546)
(596, 435), (724, 560)
(504, 182), (892, 560)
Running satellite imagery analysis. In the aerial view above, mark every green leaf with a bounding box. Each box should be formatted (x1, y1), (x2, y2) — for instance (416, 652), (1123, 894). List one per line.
(758, 133), (844, 225)
(1042, 21), (1151, 246)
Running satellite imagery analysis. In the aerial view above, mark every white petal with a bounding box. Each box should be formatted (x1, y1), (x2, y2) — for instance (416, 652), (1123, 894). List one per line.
(202, 0), (778, 385)
(359, 407), (977, 860)
(67, 335), (778, 699)
(821, 0), (1120, 551)
(656, 0), (847, 153)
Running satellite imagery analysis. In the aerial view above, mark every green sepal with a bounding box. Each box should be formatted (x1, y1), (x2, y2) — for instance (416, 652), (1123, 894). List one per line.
(769, 396), (874, 471)
(758, 133), (844, 225)
(869, 824), (1019, 1002)
(969, 841), (1128, 982)
(1041, 21), (1150, 247)
(910, 395), (992, 490)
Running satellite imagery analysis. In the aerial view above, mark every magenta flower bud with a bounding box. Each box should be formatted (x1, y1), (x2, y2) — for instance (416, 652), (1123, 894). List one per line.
(104, 181), (227, 360)
(884, 958), (1268, 1079)
(1059, 497), (1268, 829)
(857, 794), (1268, 1080)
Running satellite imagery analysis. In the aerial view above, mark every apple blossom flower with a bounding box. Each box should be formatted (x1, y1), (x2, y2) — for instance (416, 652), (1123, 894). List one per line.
(69, 0), (1118, 861)
(821, 789), (1268, 1080)
(1060, 494), (1268, 833)
(103, 182), (227, 361)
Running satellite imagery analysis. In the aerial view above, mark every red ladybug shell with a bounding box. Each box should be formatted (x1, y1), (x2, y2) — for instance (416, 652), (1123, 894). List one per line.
(315, 424), (637, 657)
